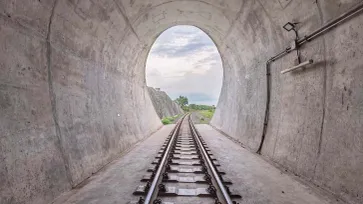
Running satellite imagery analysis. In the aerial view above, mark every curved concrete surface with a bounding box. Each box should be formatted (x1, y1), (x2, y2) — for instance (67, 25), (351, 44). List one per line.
(0, 0), (362, 204)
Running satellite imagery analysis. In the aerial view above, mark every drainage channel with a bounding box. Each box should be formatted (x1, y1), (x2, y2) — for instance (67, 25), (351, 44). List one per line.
(130, 114), (241, 204)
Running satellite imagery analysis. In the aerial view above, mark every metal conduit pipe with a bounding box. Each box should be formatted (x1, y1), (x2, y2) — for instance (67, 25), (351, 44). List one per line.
(256, 1), (363, 154)
(298, 1), (363, 45)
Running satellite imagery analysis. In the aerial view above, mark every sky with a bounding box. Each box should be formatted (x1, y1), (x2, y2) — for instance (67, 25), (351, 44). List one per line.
(146, 25), (223, 106)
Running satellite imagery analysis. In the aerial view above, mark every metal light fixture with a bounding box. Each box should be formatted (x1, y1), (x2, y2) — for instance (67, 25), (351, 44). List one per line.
(281, 59), (314, 74)
(281, 21), (314, 74)
(283, 22), (297, 32)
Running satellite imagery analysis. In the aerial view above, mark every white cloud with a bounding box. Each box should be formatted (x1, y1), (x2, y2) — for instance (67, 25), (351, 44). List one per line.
(146, 25), (223, 105)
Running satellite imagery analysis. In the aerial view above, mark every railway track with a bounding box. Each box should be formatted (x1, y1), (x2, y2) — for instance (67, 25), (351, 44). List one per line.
(131, 114), (241, 204)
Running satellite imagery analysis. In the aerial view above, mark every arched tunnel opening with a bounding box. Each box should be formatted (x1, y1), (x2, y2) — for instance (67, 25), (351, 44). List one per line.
(1, 1), (363, 204)
(145, 25), (223, 123)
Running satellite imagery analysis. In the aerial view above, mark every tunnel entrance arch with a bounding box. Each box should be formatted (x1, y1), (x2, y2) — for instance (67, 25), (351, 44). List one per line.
(124, 0), (251, 148)
(144, 25), (224, 120)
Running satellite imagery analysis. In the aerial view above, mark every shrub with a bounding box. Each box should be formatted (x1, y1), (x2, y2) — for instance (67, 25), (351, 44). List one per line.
(161, 118), (172, 125)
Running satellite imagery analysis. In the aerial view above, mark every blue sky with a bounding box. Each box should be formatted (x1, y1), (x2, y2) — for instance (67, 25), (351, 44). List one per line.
(146, 25), (223, 106)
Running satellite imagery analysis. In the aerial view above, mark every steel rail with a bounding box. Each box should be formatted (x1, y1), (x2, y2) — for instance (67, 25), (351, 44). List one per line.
(144, 114), (187, 204)
(188, 116), (234, 204)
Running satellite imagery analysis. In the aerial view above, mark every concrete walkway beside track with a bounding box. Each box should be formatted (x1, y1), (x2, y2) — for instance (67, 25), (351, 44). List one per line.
(195, 125), (342, 204)
(53, 124), (343, 204)
(52, 125), (174, 204)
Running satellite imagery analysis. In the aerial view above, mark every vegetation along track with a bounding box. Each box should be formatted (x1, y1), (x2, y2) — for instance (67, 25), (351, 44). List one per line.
(131, 114), (241, 204)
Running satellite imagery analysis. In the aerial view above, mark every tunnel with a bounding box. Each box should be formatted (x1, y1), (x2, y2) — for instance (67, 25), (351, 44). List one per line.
(1, 0), (363, 204)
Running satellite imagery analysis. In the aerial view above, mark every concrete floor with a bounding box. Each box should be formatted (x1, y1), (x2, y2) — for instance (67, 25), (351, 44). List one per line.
(52, 125), (174, 204)
(52, 124), (342, 204)
(196, 125), (342, 204)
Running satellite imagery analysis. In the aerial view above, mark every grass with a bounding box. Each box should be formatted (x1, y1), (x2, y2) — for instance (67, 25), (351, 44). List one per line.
(198, 109), (215, 119)
(161, 109), (215, 125)
(161, 118), (172, 125)
(189, 109), (215, 124)
(161, 114), (180, 125)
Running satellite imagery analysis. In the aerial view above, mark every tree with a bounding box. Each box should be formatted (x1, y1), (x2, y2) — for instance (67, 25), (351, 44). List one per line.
(189, 104), (197, 110)
(175, 96), (188, 108)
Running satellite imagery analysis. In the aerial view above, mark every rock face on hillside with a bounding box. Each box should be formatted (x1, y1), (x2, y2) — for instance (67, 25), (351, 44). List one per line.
(148, 87), (183, 118)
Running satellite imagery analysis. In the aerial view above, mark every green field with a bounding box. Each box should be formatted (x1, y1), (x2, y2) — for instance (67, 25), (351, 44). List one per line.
(161, 104), (216, 125)
(191, 109), (215, 124)
(198, 109), (215, 119)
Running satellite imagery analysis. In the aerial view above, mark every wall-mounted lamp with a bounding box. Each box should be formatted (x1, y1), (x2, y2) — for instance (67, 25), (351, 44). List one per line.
(281, 59), (314, 74)
(283, 22), (297, 32)
(281, 21), (314, 74)
(283, 22), (300, 41)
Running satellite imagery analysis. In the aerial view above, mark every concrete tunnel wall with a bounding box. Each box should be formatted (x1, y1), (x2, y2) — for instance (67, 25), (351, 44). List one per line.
(0, 0), (362, 204)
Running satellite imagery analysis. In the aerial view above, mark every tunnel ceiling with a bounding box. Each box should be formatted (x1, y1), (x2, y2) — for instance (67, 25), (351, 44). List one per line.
(121, 0), (239, 44)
